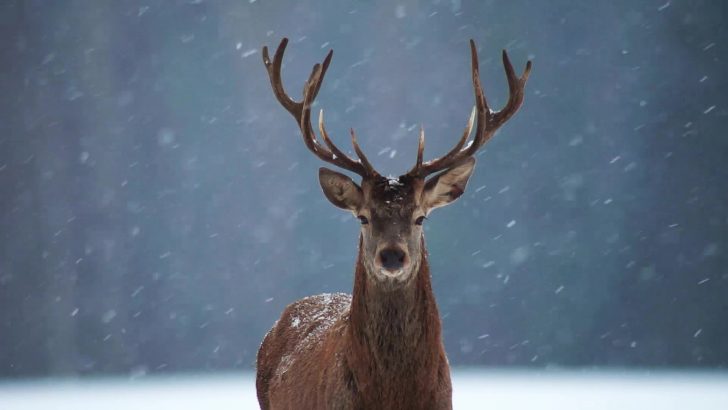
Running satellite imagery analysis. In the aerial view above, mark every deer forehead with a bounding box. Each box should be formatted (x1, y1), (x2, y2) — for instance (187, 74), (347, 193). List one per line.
(361, 176), (424, 216)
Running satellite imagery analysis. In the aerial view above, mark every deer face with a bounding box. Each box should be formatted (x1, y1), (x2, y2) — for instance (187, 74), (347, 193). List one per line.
(263, 38), (529, 285)
(319, 157), (475, 284)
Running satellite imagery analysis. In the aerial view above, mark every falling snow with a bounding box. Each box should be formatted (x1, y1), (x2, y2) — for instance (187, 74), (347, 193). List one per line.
(2, 0), (727, 394)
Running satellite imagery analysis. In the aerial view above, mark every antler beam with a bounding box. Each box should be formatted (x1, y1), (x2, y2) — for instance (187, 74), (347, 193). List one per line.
(262, 38), (377, 178)
(408, 40), (532, 178)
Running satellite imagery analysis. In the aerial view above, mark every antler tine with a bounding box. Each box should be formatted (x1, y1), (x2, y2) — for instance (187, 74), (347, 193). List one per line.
(318, 110), (368, 172)
(460, 41), (492, 158)
(470, 39), (490, 114)
(415, 126), (425, 169)
(408, 39), (531, 178)
(349, 128), (376, 174)
(262, 38), (377, 178)
(486, 50), (532, 131)
(300, 65), (328, 150)
(262, 38), (298, 116)
(408, 107), (475, 176)
(311, 49), (333, 101)
(463, 47), (532, 158)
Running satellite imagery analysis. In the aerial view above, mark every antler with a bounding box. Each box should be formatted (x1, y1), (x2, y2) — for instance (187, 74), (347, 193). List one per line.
(408, 39), (532, 178)
(262, 38), (378, 178)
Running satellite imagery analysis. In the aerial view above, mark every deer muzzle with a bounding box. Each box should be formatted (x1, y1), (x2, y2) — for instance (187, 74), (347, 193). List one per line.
(377, 246), (409, 276)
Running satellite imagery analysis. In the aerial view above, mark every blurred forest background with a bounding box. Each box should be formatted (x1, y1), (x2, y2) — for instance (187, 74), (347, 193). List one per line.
(1, 0), (727, 378)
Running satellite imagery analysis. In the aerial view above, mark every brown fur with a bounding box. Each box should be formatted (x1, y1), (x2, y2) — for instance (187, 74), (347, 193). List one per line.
(256, 237), (452, 409)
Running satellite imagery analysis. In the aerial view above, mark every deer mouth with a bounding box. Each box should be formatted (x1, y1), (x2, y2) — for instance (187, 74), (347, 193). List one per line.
(380, 268), (405, 278)
(372, 266), (415, 285)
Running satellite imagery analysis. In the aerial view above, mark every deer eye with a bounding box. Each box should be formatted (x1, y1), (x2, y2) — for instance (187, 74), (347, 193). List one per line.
(414, 216), (427, 226)
(357, 215), (369, 225)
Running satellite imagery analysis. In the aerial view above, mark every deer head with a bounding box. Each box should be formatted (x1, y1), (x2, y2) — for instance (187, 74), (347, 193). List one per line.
(263, 38), (531, 287)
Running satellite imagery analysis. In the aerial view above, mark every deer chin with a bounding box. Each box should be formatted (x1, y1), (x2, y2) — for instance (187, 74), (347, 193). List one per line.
(370, 265), (416, 286)
(380, 268), (404, 278)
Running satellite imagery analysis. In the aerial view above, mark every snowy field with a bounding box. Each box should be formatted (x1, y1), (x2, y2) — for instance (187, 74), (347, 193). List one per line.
(2, 369), (727, 409)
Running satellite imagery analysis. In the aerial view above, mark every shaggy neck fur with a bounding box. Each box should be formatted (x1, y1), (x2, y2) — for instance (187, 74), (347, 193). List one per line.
(346, 235), (446, 408)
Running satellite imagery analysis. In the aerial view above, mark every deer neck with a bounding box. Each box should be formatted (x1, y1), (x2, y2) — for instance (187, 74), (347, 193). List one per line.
(346, 236), (444, 395)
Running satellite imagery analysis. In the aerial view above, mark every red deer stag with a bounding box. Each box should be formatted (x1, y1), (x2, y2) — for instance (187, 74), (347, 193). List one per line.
(256, 38), (531, 409)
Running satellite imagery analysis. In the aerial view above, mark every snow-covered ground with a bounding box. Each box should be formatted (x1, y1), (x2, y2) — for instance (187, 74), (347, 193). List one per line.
(1, 369), (727, 409)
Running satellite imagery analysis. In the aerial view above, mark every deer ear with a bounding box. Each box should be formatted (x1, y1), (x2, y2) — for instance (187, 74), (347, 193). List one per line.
(319, 168), (363, 211)
(422, 157), (476, 211)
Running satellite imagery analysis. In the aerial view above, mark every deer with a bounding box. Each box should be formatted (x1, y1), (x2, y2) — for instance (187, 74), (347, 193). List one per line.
(255, 37), (531, 410)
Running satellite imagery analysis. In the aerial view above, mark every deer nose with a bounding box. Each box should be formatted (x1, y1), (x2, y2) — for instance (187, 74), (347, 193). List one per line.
(379, 247), (406, 271)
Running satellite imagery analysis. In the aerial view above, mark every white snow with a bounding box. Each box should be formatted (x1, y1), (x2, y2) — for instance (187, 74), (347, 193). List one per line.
(1, 370), (726, 409)
(101, 310), (116, 324)
(241, 49), (257, 58)
(657, 1), (671, 11)
(509, 246), (529, 265)
(157, 128), (175, 146)
(387, 178), (404, 187)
